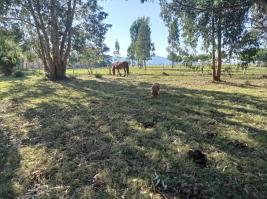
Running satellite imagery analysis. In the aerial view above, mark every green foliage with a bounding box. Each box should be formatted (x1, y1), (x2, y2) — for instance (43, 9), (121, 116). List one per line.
(80, 48), (104, 67)
(1, 0), (110, 79)
(255, 49), (267, 62)
(195, 54), (210, 61)
(160, 0), (254, 80)
(129, 17), (155, 64)
(127, 43), (136, 63)
(167, 52), (182, 63)
(24, 51), (37, 62)
(0, 37), (21, 75)
(13, 70), (24, 78)
(135, 18), (155, 62)
(235, 31), (260, 63)
(167, 19), (180, 66)
(114, 39), (120, 55)
(239, 48), (258, 63)
(113, 39), (120, 61)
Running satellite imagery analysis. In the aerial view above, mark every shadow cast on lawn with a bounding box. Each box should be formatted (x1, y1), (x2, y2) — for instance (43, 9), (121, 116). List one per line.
(0, 125), (21, 198)
(1, 77), (267, 198)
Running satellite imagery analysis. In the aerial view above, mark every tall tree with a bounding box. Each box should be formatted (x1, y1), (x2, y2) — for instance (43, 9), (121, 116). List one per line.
(131, 17), (155, 70)
(127, 43), (136, 66)
(167, 19), (180, 68)
(0, 0), (110, 80)
(113, 39), (120, 61)
(160, 0), (255, 81)
(129, 17), (146, 66)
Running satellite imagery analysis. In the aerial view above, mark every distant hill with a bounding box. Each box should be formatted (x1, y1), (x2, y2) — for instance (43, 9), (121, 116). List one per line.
(112, 55), (172, 66)
(147, 56), (172, 66)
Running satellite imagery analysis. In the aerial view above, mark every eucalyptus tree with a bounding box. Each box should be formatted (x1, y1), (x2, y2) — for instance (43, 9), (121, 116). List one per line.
(129, 17), (155, 69)
(167, 19), (180, 68)
(140, 0), (266, 81)
(113, 39), (120, 61)
(129, 17), (146, 66)
(127, 43), (136, 66)
(135, 18), (155, 70)
(250, 3), (267, 43)
(160, 0), (255, 81)
(0, 0), (110, 80)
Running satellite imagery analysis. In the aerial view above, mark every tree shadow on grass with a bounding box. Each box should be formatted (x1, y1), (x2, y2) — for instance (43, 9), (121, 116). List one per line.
(0, 125), (21, 198)
(0, 79), (58, 106)
(3, 77), (267, 198)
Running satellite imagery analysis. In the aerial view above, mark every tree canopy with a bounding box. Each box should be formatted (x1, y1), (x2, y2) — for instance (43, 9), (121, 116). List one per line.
(166, 19), (180, 67)
(113, 39), (120, 60)
(129, 17), (155, 69)
(160, 0), (255, 81)
(0, 0), (110, 79)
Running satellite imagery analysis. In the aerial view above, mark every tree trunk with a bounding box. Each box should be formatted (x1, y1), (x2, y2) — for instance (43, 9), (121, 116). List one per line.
(212, 14), (217, 81)
(46, 59), (66, 79)
(109, 65), (111, 75)
(172, 60), (174, 68)
(216, 15), (222, 81)
(144, 60), (147, 71)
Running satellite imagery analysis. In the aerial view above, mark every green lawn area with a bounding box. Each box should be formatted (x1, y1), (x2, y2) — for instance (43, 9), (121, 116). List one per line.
(1, 67), (267, 198)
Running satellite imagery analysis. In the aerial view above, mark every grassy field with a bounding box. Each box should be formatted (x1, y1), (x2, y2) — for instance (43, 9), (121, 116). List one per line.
(0, 66), (267, 198)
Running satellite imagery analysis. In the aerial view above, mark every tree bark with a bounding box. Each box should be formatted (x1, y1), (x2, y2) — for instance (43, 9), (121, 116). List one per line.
(212, 14), (217, 81)
(217, 15), (222, 81)
(144, 60), (147, 71)
(26, 0), (77, 80)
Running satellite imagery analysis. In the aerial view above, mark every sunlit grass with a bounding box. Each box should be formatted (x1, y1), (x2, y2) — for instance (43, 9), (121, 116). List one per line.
(1, 66), (267, 198)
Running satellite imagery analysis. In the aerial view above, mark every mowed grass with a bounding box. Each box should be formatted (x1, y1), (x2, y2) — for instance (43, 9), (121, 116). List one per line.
(0, 66), (267, 198)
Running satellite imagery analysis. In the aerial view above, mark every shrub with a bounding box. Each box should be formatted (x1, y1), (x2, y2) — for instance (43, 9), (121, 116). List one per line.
(13, 70), (24, 77)
(0, 63), (15, 75)
(94, 73), (102, 78)
(0, 38), (21, 75)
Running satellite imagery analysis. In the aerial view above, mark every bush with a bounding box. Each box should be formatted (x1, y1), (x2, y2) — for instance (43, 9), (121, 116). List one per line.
(94, 73), (102, 78)
(0, 63), (15, 75)
(13, 70), (24, 77)
(0, 38), (21, 75)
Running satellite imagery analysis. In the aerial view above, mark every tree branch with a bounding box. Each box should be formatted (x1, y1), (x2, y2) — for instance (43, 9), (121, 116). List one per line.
(0, 16), (35, 26)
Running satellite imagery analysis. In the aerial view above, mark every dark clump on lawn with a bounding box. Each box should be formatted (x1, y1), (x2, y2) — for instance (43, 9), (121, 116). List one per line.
(140, 121), (156, 128)
(227, 140), (250, 150)
(179, 183), (207, 199)
(162, 72), (169, 76)
(188, 149), (207, 167)
(203, 131), (217, 139)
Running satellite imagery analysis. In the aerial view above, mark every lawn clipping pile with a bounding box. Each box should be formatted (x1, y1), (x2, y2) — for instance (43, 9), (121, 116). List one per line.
(1, 67), (267, 199)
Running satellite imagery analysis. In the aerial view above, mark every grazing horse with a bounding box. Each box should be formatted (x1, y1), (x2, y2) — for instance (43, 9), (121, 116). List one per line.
(112, 61), (129, 77)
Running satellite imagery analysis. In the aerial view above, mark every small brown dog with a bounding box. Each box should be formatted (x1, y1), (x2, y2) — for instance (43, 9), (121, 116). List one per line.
(151, 83), (160, 97)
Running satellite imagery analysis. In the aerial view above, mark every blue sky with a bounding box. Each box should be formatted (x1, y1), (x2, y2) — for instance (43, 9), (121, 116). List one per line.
(99, 0), (169, 57)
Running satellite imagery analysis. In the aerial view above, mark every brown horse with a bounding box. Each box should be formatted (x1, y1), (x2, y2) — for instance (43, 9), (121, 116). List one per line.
(112, 61), (129, 77)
